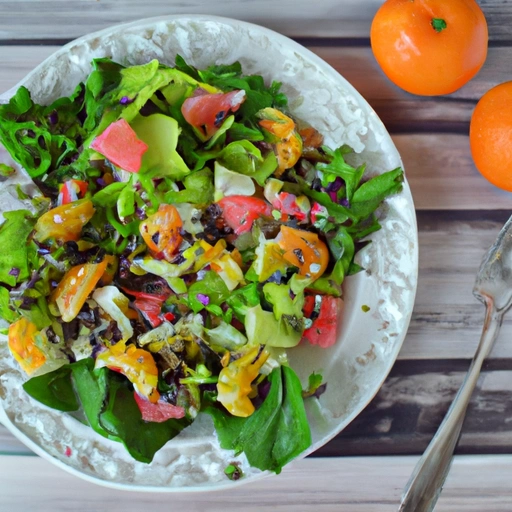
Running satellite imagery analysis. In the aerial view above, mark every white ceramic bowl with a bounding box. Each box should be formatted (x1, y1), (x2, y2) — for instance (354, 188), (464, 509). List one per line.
(0, 15), (418, 491)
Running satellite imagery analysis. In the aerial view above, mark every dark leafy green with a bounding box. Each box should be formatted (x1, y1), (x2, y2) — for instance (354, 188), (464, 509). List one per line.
(317, 145), (365, 201)
(24, 358), (191, 463)
(349, 167), (404, 220)
(204, 366), (311, 473)
(183, 59), (287, 123)
(99, 374), (191, 463)
(23, 364), (79, 412)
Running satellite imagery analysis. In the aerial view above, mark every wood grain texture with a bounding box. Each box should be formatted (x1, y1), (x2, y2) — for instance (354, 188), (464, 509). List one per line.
(319, 360), (512, 457)
(403, 211), (512, 360)
(0, 0), (384, 41)
(0, 0), (506, 43)
(0, 454), (511, 511)
(0, 425), (31, 454)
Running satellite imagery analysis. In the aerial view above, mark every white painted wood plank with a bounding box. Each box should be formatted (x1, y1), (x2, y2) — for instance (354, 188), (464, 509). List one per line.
(0, 454), (510, 511)
(0, 425), (32, 454)
(0, 1), (508, 43)
(394, 133), (512, 211)
(399, 213), (512, 360)
(0, 0), (383, 40)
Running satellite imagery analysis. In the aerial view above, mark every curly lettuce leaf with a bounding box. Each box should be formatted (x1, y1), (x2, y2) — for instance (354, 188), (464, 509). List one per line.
(0, 85), (86, 178)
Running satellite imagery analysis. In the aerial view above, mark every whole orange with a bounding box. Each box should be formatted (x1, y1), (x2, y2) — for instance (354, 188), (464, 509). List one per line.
(470, 82), (512, 192)
(370, 0), (488, 96)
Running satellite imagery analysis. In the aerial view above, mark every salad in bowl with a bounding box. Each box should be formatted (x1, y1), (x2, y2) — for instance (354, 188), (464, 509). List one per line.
(0, 16), (417, 490)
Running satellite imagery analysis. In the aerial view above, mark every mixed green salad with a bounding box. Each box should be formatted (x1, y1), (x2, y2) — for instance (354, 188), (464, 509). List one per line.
(0, 56), (403, 476)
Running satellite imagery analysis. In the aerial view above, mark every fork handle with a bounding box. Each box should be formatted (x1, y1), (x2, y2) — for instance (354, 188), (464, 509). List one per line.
(398, 300), (503, 512)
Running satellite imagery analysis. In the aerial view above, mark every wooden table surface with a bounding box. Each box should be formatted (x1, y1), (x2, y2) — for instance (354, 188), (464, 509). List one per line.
(1, 1), (512, 510)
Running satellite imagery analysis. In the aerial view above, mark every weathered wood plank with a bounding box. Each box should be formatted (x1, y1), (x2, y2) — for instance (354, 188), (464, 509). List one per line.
(0, 454), (511, 511)
(394, 134), (512, 210)
(0, 425), (31, 454)
(0, 0), (386, 41)
(401, 211), (512, 360)
(317, 361), (512, 457)
(0, 0), (508, 43)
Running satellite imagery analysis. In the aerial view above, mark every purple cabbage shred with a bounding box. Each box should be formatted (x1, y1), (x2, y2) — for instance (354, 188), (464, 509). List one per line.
(326, 176), (343, 193)
(48, 111), (58, 125)
(197, 293), (210, 306)
(8, 267), (20, 278)
(267, 270), (282, 284)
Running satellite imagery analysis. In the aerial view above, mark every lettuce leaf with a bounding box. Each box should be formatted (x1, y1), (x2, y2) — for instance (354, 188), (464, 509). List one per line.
(163, 168), (214, 205)
(187, 271), (230, 313)
(225, 283), (261, 322)
(0, 210), (37, 286)
(0, 84), (86, 178)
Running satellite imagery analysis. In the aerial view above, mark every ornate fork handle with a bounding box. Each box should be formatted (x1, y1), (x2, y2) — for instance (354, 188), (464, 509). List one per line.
(399, 296), (503, 512)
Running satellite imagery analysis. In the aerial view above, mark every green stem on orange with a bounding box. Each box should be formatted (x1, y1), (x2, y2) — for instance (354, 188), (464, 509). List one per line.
(431, 18), (447, 32)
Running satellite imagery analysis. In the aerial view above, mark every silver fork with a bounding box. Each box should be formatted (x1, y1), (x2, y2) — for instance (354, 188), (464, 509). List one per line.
(399, 214), (512, 512)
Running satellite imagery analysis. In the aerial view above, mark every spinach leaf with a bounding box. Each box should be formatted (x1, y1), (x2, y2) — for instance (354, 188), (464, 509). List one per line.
(71, 359), (113, 439)
(23, 364), (79, 412)
(271, 366), (312, 468)
(349, 167), (404, 220)
(24, 358), (191, 463)
(204, 366), (311, 473)
(99, 375), (191, 464)
(234, 367), (283, 471)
